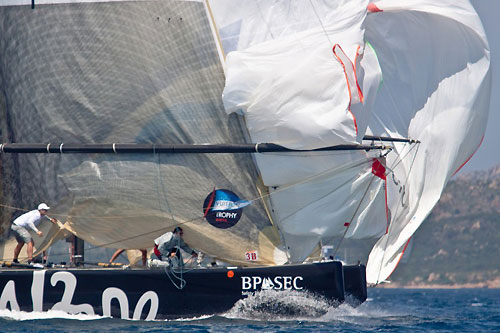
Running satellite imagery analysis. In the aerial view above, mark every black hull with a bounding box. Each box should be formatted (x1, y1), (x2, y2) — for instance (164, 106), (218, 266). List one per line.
(0, 262), (366, 320)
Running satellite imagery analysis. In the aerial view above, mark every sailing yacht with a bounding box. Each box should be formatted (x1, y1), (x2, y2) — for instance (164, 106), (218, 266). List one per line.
(0, 0), (490, 319)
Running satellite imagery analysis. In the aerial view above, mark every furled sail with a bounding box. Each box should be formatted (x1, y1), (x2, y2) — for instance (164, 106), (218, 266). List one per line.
(0, 0), (285, 265)
(209, 0), (490, 280)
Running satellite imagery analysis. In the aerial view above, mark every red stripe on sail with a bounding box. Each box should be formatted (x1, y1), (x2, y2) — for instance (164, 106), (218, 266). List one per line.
(353, 45), (364, 104)
(204, 188), (216, 217)
(384, 179), (389, 233)
(332, 44), (359, 135)
(386, 238), (412, 281)
(367, 3), (383, 13)
(453, 135), (484, 176)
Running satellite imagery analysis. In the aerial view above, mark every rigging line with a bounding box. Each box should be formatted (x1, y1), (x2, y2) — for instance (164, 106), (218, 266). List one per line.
(274, 164), (367, 224)
(155, 149), (176, 226)
(170, 256), (197, 272)
(375, 142), (421, 284)
(254, 0), (275, 40)
(332, 171), (378, 259)
(308, 0), (332, 45)
(249, 156), (376, 206)
(0, 202), (172, 219)
(164, 265), (186, 290)
(76, 217), (204, 254)
(385, 141), (421, 176)
(163, 236), (187, 289)
(0, 203), (31, 213)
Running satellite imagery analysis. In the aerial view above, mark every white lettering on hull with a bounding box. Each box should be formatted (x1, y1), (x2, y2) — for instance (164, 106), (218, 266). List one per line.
(0, 271), (159, 320)
(50, 272), (95, 315)
(133, 291), (159, 320)
(241, 276), (304, 291)
(0, 280), (20, 311)
(102, 287), (128, 319)
(31, 270), (45, 312)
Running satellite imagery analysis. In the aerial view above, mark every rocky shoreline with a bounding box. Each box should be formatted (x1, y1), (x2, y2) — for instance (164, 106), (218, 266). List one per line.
(374, 278), (500, 289)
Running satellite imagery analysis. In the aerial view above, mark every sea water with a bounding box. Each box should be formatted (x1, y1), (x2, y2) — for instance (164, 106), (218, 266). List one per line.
(0, 288), (499, 332)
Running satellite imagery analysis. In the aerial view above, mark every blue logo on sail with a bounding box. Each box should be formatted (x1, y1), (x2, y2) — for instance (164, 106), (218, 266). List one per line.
(212, 190), (251, 211)
(203, 189), (250, 229)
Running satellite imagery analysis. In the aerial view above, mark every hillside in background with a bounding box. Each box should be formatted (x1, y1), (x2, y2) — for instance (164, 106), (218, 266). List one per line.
(387, 165), (500, 287)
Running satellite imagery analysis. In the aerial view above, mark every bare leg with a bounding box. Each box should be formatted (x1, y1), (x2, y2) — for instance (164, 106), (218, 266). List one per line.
(26, 240), (34, 261)
(13, 241), (24, 261)
(110, 249), (125, 263)
(141, 249), (147, 266)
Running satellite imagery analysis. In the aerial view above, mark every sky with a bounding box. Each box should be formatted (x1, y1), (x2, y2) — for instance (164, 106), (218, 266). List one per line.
(461, 1), (500, 172)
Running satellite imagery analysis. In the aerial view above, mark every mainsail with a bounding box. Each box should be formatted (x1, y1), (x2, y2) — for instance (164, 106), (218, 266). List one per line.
(0, 0), (285, 266)
(0, 0), (491, 285)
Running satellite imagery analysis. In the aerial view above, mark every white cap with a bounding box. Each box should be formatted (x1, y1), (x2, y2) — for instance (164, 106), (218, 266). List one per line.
(38, 203), (50, 210)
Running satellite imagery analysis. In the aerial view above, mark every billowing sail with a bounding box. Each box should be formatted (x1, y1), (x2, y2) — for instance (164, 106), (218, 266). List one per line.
(363, 0), (491, 284)
(0, 0), (284, 265)
(210, 0), (490, 281)
(210, 0), (389, 262)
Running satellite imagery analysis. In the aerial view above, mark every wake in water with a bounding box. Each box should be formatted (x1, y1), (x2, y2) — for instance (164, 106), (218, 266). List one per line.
(0, 309), (105, 321)
(222, 289), (361, 321)
(223, 289), (334, 321)
(222, 290), (400, 323)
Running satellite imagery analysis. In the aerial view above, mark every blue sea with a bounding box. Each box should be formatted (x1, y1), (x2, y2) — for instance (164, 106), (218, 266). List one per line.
(0, 288), (499, 332)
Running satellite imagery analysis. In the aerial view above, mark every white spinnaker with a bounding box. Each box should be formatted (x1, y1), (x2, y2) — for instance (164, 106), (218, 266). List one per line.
(212, 0), (390, 262)
(364, 0), (491, 283)
(212, 0), (490, 272)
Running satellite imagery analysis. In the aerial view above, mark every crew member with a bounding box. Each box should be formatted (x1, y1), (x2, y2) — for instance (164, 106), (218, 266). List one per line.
(11, 203), (57, 263)
(152, 227), (197, 265)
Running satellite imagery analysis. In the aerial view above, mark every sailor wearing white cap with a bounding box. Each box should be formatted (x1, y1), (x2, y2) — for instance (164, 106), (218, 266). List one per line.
(10, 203), (57, 263)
